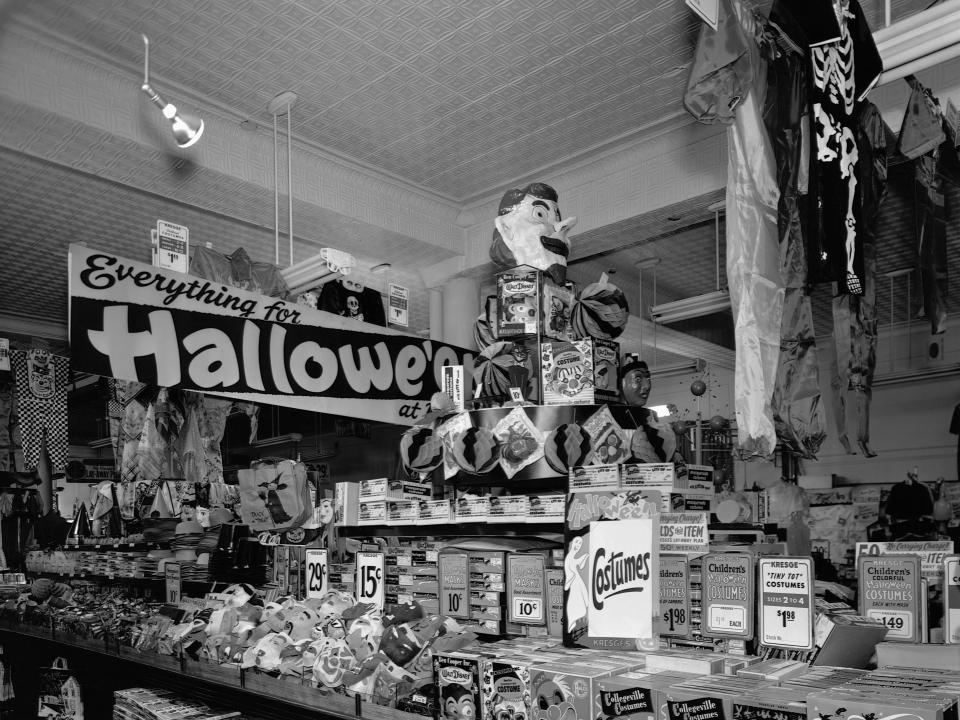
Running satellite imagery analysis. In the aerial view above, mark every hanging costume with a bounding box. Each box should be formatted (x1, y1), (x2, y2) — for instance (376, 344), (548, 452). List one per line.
(318, 279), (387, 326)
(831, 101), (886, 457)
(684, 0), (782, 456)
(898, 78), (949, 336)
(761, 21), (826, 459)
(10, 350), (69, 472)
(770, 0), (882, 295)
(189, 245), (289, 299)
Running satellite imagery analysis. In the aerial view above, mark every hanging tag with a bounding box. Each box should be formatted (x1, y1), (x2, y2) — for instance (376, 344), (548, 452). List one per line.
(686, 0), (719, 30)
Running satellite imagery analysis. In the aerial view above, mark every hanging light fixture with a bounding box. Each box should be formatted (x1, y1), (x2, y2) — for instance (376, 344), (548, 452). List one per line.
(141, 35), (204, 148)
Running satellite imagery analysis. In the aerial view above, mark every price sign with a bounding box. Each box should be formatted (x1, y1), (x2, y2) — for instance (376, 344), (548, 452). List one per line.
(356, 551), (385, 610)
(943, 555), (960, 643)
(545, 568), (564, 637)
(855, 540), (953, 583)
(156, 219), (189, 273)
(165, 562), (182, 605)
(702, 553), (754, 638)
(659, 512), (709, 555)
(507, 554), (546, 625)
(659, 555), (690, 637)
(304, 548), (328, 600)
(758, 556), (814, 650)
(389, 283), (409, 327)
(858, 555), (921, 642)
(0, 338), (9, 372)
(438, 551), (469, 619)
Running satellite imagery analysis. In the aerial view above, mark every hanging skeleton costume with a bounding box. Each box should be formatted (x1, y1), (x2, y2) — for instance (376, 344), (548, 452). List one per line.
(684, 0), (782, 456)
(761, 22), (826, 459)
(10, 350), (70, 472)
(770, 0), (881, 295)
(832, 101), (886, 457)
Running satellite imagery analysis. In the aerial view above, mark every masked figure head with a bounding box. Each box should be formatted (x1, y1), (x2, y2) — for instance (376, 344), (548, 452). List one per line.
(490, 182), (577, 285)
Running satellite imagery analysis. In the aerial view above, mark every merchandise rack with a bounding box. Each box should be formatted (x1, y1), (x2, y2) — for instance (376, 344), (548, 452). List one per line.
(0, 622), (426, 720)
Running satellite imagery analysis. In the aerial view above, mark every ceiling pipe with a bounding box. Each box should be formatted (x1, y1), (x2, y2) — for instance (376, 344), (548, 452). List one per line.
(874, 0), (960, 85)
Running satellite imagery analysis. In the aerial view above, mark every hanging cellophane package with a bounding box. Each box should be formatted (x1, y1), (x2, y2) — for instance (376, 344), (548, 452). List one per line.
(237, 458), (311, 532)
(36, 657), (83, 720)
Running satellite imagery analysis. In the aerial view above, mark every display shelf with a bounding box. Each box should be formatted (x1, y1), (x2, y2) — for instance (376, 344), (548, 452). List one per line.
(63, 541), (166, 551)
(0, 623), (425, 720)
(337, 522), (563, 537)
(28, 570), (227, 589)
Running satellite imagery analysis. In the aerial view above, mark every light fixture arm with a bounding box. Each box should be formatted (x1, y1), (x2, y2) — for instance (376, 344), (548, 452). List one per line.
(139, 33), (204, 148)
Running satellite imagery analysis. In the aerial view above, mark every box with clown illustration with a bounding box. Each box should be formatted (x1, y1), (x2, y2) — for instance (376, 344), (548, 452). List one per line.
(541, 338), (619, 406)
(529, 663), (614, 720)
(563, 488), (660, 651)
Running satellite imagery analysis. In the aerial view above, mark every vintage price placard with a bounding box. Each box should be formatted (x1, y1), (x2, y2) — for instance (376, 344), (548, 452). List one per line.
(356, 551), (385, 611)
(858, 554), (921, 642)
(508, 553), (546, 625)
(569, 464), (621, 491)
(545, 568), (564, 637)
(943, 555), (960, 643)
(702, 553), (754, 638)
(304, 548), (328, 600)
(659, 512), (709, 555)
(156, 219), (189, 273)
(438, 551), (470, 619)
(164, 562), (182, 605)
(659, 554), (690, 637)
(855, 540), (953, 582)
(389, 283), (409, 327)
(758, 556), (814, 650)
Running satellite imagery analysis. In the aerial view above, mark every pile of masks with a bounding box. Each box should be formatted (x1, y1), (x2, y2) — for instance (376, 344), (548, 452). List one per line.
(135, 583), (478, 705)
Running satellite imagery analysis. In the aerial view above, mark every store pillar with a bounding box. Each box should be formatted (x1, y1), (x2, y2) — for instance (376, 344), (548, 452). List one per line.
(440, 276), (479, 351)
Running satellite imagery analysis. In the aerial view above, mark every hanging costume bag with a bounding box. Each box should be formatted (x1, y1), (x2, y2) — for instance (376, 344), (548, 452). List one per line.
(237, 458), (310, 532)
(36, 657), (84, 720)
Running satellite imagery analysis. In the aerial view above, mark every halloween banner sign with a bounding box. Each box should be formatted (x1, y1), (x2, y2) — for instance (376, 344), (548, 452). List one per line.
(68, 244), (474, 425)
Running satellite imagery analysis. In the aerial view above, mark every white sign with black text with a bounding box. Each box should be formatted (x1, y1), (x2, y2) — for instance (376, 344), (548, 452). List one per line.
(304, 548), (329, 600)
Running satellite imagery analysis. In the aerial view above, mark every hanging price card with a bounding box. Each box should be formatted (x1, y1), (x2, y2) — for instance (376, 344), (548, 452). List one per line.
(156, 219), (189, 273)
(438, 551), (470, 619)
(356, 551), (385, 611)
(164, 562), (182, 605)
(304, 548), (328, 600)
(943, 555), (960, 643)
(702, 552), (754, 638)
(858, 555), (921, 642)
(758, 556), (814, 650)
(508, 553), (546, 625)
(545, 568), (564, 637)
(659, 555), (690, 637)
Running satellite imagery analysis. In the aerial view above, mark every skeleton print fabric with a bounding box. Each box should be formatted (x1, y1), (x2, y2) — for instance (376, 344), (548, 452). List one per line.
(318, 280), (386, 326)
(770, 0), (881, 295)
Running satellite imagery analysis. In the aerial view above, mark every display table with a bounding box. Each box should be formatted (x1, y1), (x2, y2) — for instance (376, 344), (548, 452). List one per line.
(0, 623), (425, 720)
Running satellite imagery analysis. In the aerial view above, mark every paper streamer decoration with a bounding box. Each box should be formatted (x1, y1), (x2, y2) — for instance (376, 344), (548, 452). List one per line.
(399, 427), (444, 473)
(472, 341), (520, 399)
(473, 312), (497, 350)
(571, 276), (629, 340)
(450, 427), (500, 475)
(543, 423), (591, 475)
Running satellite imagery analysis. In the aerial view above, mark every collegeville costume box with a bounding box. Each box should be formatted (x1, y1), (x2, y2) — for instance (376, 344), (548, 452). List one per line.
(496, 267), (575, 341)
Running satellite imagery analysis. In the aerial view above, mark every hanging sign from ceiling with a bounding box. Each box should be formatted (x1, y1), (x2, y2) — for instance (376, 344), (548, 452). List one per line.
(67, 244), (474, 426)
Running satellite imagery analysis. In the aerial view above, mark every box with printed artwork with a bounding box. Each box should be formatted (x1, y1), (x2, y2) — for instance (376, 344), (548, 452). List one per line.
(529, 663), (611, 720)
(434, 651), (488, 720)
(563, 488), (660, 650)
(496, 267), (575, 341)
(480, 656), (534, 720)
(541, 338), (620, 406)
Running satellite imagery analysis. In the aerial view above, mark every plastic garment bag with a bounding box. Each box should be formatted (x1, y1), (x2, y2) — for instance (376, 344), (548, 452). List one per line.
(762, 28), (826, 459)
(725, 1), (783, 458)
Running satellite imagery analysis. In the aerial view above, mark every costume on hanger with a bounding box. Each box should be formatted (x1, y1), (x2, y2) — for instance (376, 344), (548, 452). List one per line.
(189, 245), (289, 299)
(724, 0), (783, 457)
(10, 350), (70, 473)
(318, 279), (387, 326)
(898, 78), (949, 336)
(762, 20), (826, 458)
(831, 100), (886, 457)
(770, 0), (882, 294)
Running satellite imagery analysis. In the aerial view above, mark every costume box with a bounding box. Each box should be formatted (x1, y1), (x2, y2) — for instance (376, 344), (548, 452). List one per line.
(480, 657), (534, 720)
(434, 651), (488, 720)
(529, 663), (612, 720)
(497, 267), (575, 341)
(541, 338), (620, 405)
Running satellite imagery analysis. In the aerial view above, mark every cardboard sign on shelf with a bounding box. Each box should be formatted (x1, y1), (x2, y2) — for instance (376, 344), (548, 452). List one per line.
(858, 554), (922, 643)
(304, 548), (328, 600)
(701, 552), (754, 638)
(438, 551), (469, 619)
(356, 551), (385, 611)
(758, 556), (814, 651)
(943, 555), (960, 643)
(659, 554), (691, 638)
(507, 554), (546, 626)
(164, 562), (181, 605)
(854, 540), (954, 582)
